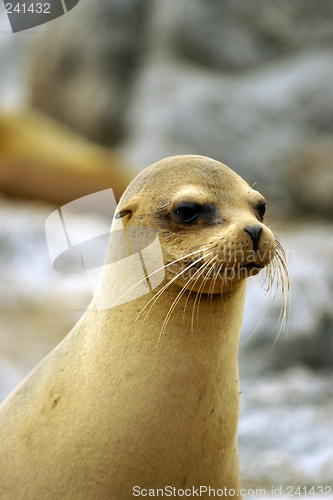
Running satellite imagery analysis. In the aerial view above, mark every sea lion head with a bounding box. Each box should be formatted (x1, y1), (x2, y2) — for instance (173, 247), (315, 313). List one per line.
(116, 155), (280, 294)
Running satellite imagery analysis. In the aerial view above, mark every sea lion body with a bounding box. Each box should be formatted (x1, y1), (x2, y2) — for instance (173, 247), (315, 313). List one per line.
(0, 155), (277, 499)
(0, 108), (134, 204)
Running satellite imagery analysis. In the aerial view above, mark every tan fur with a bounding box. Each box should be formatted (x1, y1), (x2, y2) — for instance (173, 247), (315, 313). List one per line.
(0, 108), (134, 204)
(0, 155), (276, 499)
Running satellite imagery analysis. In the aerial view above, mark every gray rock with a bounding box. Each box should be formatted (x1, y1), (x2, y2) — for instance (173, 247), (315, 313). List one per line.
(22, 0), (333, 219)
(0, 195), (93, 401)
(286, 139), (333, 218)
(238, 367), (333, 489)
(30, 0), (151, 145)
(157, 0), (333, 71)
(123, 50), (333, 214)
(0, 7), (30, 107)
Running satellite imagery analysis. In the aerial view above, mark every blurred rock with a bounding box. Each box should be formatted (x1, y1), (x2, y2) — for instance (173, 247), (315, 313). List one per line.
(0, 8), (31, 107)
(0, 195), (94, 401)
(286, 139), (333, 218)
(123, 50), (333, 214)
(239, 222), (333, 376)
(239, 366), (333, 489)
(26, 0), (333, 218)
(157, 0), (333, 71)
(30, 0), (152, 145)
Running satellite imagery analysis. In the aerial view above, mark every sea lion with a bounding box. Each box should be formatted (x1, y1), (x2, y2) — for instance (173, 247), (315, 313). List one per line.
(0, 108), (134, 205)
(0, 155), (288, 499)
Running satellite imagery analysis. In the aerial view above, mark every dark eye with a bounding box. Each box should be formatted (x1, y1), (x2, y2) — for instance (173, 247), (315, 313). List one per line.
(257, 201), (266, 221)
(174, 203), (202, 223)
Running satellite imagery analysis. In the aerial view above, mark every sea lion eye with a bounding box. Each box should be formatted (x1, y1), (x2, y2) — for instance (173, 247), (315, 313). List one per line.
(174, 203), (202, 223)
(257, 201), (266, 221)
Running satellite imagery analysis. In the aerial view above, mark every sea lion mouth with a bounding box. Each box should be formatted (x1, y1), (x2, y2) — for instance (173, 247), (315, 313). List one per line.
(178, 261), (264, 284)
(244, 262), (263, 271)
(184, 260), (264, 276)
(227, 262), (264, 277)
(243, 262), (263, 276)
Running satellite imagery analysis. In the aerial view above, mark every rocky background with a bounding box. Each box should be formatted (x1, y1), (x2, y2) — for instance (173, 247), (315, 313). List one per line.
(1, 0), (333, 494)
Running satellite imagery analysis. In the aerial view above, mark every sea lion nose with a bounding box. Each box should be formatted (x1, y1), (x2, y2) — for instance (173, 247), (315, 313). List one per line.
(244, 225), (262, 252)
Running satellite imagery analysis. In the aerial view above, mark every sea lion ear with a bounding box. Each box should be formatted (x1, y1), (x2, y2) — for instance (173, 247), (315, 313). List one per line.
(115, 201), (137, 219)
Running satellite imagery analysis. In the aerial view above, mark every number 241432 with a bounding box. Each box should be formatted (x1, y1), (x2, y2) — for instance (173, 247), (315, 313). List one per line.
(5, 3), (51, 14)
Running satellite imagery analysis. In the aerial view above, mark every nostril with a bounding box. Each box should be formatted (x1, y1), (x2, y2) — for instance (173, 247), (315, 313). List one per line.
(244, 225), (262, 252)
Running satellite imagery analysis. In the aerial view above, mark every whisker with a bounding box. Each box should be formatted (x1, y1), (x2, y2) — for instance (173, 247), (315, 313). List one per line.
(136, 248), (209, 322)
(207, 262), (219, 300)
(248, 234), (290, 350)
(158, 253), (213, 344)
(196, 260), (218, 321)
(191, 257), (218, 333)
(92, 247), (209, 334)
(141, 254), (208, 327)
(218, 263), (227, 300)
(183, 256), (214, 321)
(209, 260), (224, 299)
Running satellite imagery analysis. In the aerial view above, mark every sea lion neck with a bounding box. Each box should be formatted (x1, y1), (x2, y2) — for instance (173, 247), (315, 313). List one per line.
(89, 279), (247, 353)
